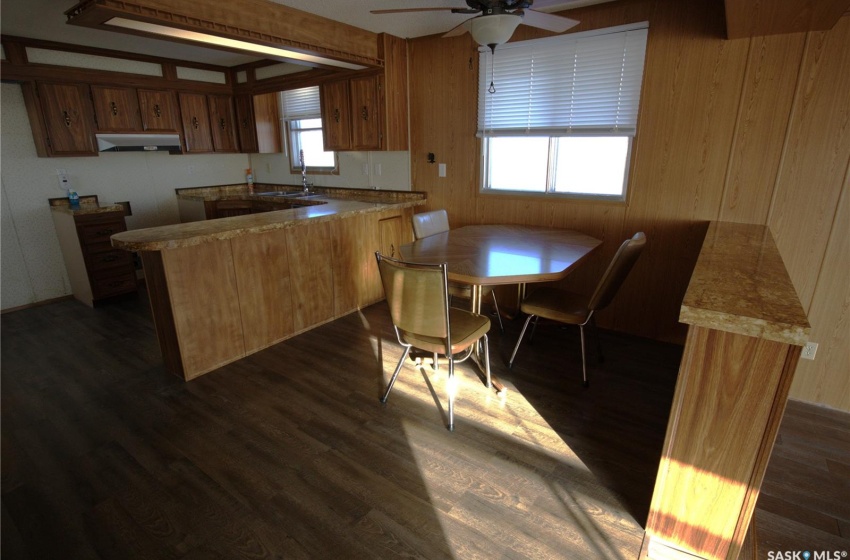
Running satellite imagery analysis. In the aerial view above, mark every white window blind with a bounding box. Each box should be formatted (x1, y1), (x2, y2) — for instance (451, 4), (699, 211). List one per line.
(477, 23), (648, 137)
(282, 86), (321, 119)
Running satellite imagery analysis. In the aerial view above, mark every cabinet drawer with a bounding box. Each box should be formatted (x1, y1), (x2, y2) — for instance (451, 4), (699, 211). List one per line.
(86, 249), (133, 273)
(91, 272), (137, 298)
(78, 220), (127, 245)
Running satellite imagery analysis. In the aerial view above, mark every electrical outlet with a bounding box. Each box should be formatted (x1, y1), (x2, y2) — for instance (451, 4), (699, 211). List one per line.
(801, 342), (818, 360)
(187, 165), (195, 175)
(362, 163), (370, 175)
(374, 163), (382, 176)
(57, 170), (70, 192)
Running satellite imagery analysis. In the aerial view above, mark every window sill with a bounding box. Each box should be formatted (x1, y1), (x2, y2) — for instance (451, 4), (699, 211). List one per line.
(479, 189), (627, 205)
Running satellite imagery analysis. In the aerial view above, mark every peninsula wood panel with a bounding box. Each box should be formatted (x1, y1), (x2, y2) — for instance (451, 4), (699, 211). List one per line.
(330, 214), (380, 316)
(231, 229), (294, 354)
(139, 251), (184, 377)
(408, 0), (850, 410)
(286, 222), (334, 333)
(161, 240), (245, 379)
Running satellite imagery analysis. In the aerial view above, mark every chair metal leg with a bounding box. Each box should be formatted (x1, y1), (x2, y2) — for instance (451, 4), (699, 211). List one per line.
(579, 325), (589, 388)
(482, 334), (491, 389)
(491, 292), (504, 333)
(381, 345), (410, 403)
(590, 315), (604, 363)
(529, 315), (540, 343)
(508, 314), (535, 369)
(447, 357), (455, 431)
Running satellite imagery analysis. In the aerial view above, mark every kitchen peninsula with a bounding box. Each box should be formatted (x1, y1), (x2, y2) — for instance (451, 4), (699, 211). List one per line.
(112, 185), (425, 380)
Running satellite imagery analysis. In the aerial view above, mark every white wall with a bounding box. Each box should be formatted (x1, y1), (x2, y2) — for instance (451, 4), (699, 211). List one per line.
(1, 82), (412, 311)
(250, 149), (410, 190)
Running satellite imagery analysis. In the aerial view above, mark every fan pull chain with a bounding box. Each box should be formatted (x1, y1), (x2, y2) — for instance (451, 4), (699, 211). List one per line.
(488, 48), (496, 94)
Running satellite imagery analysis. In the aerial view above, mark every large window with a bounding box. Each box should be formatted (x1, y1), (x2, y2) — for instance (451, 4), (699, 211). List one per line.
(281, 86), (337, 172)
(478, 23), (648, 201)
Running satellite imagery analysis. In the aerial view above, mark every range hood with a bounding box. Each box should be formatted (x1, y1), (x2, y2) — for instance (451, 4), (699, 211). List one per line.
(96, 133), (182, 154)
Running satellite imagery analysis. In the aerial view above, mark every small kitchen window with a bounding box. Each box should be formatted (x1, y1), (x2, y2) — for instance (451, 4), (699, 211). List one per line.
(281, 86), (337, 173)
(478, 22), (649, 202)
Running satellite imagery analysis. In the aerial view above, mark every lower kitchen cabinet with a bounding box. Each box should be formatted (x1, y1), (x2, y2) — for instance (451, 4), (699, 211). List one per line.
(51, 200), (137, 307)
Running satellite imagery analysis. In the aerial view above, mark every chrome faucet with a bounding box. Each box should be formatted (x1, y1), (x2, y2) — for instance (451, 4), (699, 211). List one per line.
(300, 149), (310, 193)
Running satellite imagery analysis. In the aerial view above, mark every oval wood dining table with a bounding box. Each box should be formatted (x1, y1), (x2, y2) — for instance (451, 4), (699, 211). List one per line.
(398, 224), (602, 393)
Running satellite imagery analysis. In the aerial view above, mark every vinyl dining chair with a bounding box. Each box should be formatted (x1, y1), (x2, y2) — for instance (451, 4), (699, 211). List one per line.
(411, 210), (504, 333)
(508, 232), (646, 387)
(375, 251), (491, 431)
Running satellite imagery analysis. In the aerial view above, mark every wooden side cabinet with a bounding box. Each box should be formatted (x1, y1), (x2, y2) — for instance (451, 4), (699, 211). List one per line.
(51, 200), (137, 307)
(27, 82), (97, 156)
(90, 85), (143, 132)
(235, 92), (282, 154)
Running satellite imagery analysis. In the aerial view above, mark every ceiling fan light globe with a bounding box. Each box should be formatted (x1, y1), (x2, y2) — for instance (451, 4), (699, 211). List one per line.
(467, 14), (522, 48)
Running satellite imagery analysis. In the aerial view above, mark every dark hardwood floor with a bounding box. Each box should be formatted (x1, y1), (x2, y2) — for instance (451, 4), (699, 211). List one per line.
(2, 293), (848, 559)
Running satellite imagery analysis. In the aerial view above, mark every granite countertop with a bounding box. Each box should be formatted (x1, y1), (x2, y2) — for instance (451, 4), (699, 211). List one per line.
(111, 184), (426, 252)
(49, 196), (125, 216)
(680, 221), (810, 345)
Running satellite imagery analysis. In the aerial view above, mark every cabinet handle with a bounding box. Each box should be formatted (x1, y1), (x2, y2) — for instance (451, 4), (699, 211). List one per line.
(110, 101), (119, 116)
(220, 118), (226, 130)
(63, 110), (72, 127)
(96, 228), (115, 236)
(333, 108), (340, 123)
(102, 255), (118, 262)
(192, 116), (200, 129)
(153, 104), (162, 118)
(242, 118), (249, 127)
(109, 281), (125, 287)
(390, 243), (395, 257)
(361, 106), (369, 121)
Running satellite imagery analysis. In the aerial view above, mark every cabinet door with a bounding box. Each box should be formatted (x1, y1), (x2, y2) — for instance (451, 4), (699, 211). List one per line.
(90, 85), (142, 132)
(138, 89), (180, 132)
(349, 76), (381, 150)
(234, 95), (259, 153)
(178, 93), (214, 153)
(320, 80), (351, 151)
(379, 215), (404, 259)
(36, 82), (97, 156)
(253, 92), (282, 153)
(208, 95), (238, 153)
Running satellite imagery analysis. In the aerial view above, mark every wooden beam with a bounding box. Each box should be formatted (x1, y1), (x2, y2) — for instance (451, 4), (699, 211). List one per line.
(725, 0), (850, 39)
(65, 0), (381, 68)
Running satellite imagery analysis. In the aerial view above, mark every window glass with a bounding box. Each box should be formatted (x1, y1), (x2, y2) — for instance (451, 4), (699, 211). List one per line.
(478, 23), (648, 201)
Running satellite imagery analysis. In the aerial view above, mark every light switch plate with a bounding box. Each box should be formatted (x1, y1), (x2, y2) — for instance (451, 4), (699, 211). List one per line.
(438, 163), (446, 177)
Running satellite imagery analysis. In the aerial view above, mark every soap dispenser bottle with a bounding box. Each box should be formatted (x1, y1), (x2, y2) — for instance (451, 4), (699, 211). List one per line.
(246, 168), (254, 194)
(68, 188), (80, 210)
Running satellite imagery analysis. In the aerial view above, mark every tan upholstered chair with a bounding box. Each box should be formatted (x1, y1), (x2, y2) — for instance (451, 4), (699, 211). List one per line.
(411, 210), (504, 333)
(376, 251), (491, 431)
(508, 232), (646, 387)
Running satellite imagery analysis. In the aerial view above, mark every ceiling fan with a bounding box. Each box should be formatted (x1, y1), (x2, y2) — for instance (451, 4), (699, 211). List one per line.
(371, 1), (580, 52)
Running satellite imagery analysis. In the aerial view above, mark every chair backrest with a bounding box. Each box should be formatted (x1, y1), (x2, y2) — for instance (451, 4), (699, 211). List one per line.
(587, 232), (646, 312)
(375, 252), (451, 344)
(412, 209), (450, 240)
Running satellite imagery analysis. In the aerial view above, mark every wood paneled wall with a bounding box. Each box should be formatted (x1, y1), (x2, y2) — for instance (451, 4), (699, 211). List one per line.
(408, 0), (850, 411)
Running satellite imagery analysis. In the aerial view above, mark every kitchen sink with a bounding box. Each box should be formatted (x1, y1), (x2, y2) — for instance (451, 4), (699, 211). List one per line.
(254, 191), (302, 197)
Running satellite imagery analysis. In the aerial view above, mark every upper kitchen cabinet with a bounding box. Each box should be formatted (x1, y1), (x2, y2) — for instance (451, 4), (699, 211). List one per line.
(320, 33), (409, 152)
(138, 89), (181, 132)
(320, 79), (353, 151)
(178, 93), (214, 153)
(235, 92), (281, 154)
(24, 81), (97, 157)
(208, 94), (239, 153)
(90, 85), (143, 132)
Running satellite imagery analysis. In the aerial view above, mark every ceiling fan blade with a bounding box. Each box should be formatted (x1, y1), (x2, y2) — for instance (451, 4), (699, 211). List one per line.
(519, 9), (579, 32)
(442, 19), (470, 37)
(371, 8), (460, 14)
